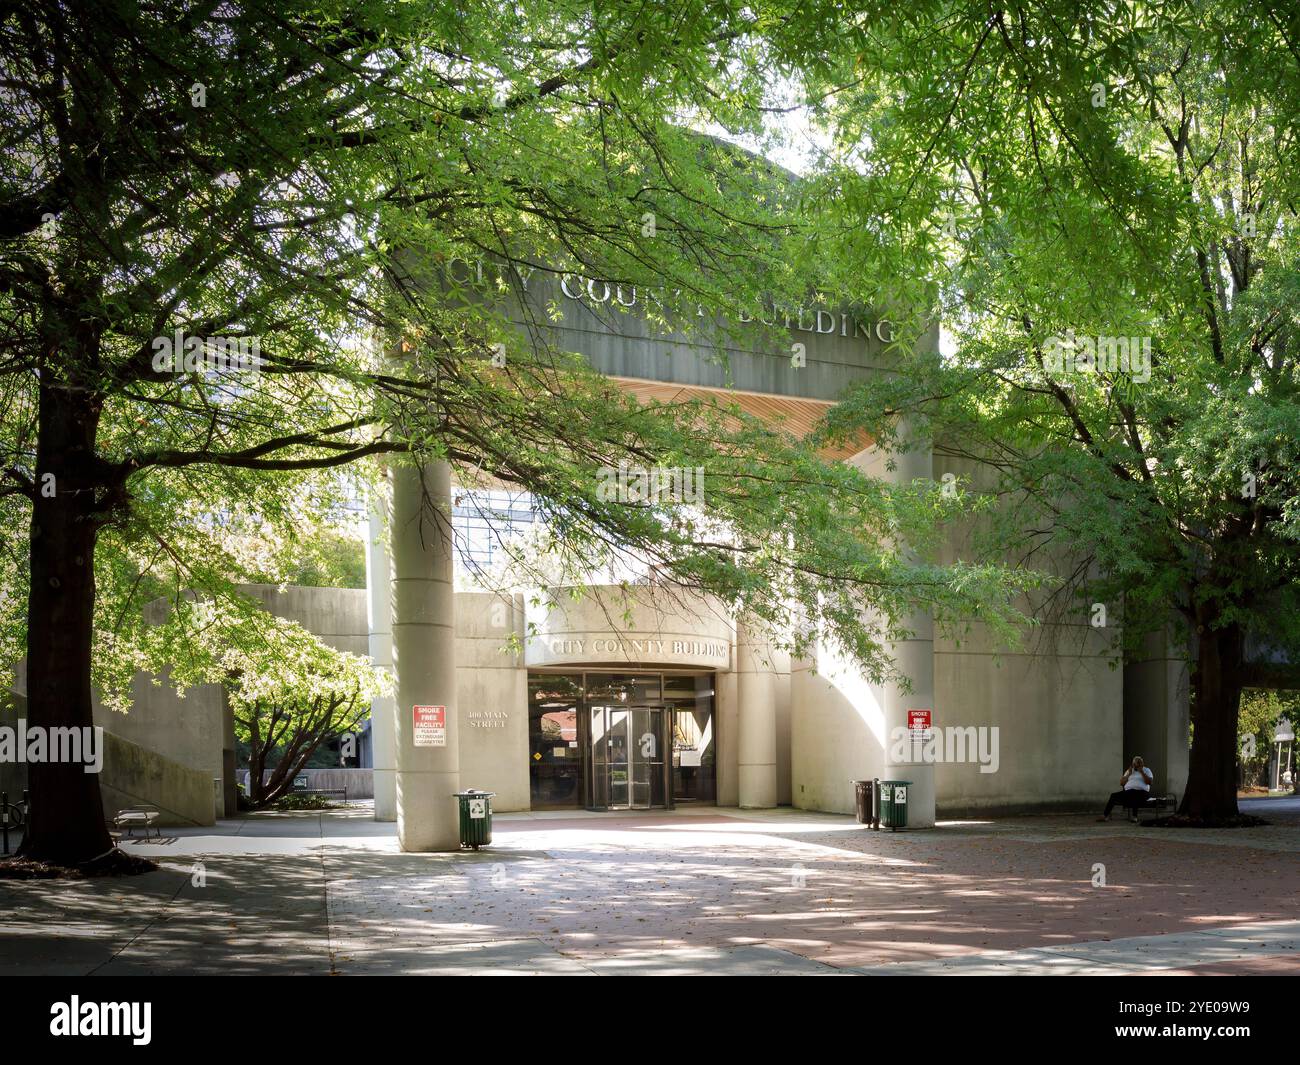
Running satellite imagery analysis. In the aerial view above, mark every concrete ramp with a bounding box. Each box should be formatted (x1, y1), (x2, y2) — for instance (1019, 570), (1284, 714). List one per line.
(99, 731), (213, 828)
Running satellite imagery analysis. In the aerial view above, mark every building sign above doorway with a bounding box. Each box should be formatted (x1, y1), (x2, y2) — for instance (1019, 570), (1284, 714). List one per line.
(525, 588), (734, 671)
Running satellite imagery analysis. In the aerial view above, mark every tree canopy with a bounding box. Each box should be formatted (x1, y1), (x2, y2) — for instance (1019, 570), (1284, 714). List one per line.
(1, 0), (1030, 862)
(802, 0), (1300, 819)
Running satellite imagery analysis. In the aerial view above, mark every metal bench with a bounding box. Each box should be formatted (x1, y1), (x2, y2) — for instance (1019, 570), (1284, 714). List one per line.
(288, 775), (347, 802)
(1136, 793), (1177, 820)
(111, 804), (162, 838)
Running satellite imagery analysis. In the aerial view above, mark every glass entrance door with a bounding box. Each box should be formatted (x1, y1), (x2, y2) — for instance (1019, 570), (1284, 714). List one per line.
(630, 706), (665, 809)
(587, 704), (666, 810)
(529, 671), (712, 812)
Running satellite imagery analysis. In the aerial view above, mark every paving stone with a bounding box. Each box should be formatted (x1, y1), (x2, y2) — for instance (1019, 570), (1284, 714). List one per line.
(585, 944), (852, 976)
(855, 949), (1132, 976)
(2, 803), (1297, 976)
(332, 938), (595, 976)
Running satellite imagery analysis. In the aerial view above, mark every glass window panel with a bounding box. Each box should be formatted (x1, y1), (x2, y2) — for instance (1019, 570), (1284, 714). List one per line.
(671, 674), (716, 803)
(528, 673), (583, 808)
(585, 673), (660, 705)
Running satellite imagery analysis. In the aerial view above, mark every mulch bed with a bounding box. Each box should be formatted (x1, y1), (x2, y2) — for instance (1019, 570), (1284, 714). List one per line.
(0, 848), (158, 879)
(1147, 813), (1271, 828)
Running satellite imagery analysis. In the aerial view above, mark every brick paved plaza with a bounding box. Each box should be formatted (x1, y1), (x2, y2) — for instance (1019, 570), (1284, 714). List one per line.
(3, 799), (1296, 977)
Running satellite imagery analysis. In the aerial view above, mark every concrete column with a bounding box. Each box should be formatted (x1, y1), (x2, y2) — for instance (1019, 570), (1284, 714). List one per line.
(221, 692), (238, 817)
(715, 670), (739, 806)
(882, 604), (936, 827)
(365, 486), (398, 822)
(1122, 625), (1190, 797)
(880, 431), (936, 827)
(390, 459), (460, 851)
(736, 620), (778, 808)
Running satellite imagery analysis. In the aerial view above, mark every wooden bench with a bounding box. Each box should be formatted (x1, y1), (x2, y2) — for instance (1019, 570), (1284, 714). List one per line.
(111, 805), (162, 838)
(294, 788), (348, 801)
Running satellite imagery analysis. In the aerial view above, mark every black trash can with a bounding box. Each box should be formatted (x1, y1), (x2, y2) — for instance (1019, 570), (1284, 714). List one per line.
(852, 780), (876, 826)
(878, 779), (912, 831)
(454, 789), (496, 850)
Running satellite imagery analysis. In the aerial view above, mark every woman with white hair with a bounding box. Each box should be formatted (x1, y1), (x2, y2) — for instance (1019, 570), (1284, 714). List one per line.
(1098, 756), (1153, 823)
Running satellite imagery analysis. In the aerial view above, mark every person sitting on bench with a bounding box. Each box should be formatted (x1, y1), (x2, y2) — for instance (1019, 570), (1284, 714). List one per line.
(1099, 756), (1153, 822)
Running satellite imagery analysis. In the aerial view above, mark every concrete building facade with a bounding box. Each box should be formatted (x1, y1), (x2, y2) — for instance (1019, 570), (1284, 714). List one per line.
(348, 266), (1189, 826)
(9, 263), (1189, 831)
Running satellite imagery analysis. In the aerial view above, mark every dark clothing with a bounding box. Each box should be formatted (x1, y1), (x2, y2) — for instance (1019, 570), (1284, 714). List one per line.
(1103, 789), (1145, 818)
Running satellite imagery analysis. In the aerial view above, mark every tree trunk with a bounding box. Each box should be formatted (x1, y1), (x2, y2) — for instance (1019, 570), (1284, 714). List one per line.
(247, 720), (267, 806)
(18, 382), (114, 864)
(258, 724), (332, 807)
(249, 755), (265, 806)
(1179, 613), (1244, 821)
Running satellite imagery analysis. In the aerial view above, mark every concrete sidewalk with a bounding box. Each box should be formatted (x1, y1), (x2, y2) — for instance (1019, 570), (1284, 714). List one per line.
(1, 800), (1296, 976)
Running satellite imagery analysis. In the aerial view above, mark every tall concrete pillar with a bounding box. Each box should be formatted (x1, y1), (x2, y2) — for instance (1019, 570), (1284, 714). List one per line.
(390, 459), (460, 851)
(365, 486), (397, 822)
(880, 430), (936, 827)
(221, 693), (238, 817)
(882, 604), (936, 827)
(1122, 626), (1190, 797)
(736, 620), (778, 808)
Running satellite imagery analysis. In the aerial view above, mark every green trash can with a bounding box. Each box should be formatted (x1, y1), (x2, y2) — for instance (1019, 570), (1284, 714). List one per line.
(878, 780), (912, 831)
(454, 790), (496, 850)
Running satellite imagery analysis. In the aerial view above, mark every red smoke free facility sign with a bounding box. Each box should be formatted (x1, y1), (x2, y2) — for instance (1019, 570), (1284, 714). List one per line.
(413, 705), (447, 747)
(907, 709), (932, 734)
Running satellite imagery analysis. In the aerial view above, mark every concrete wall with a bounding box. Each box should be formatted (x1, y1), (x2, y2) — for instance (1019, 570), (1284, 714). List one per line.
(12, 645), (226, 821)
(790, 649), (887, 815)
(0, 699), (210, 829)
(235, 585), (368, 656)
(48, 585), (374, 823)
(1123, 627), (1190, 798)
(933, 622), (1122, 814)
(84, 585), (372, 823)
(503, 273), (905, 403)
(93, 671), (225, 819)
(457, 592), (529, 811)
(99, 730), (213, 827)
(243, 767), (375, 799)
(773, 655), (792, 805)
(790, 623), (1124, 817)
(1, 679), (215, 827)
(715, 669), (739, 806)
(236, 586), (534, 812)
(790, 442), (1129, 817)
(928, 451), (1125, 814)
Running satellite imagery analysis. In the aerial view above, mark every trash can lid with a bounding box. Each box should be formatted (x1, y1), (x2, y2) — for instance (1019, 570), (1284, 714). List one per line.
(878, 780), (913, 786)
(453, 790), (497, 797)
